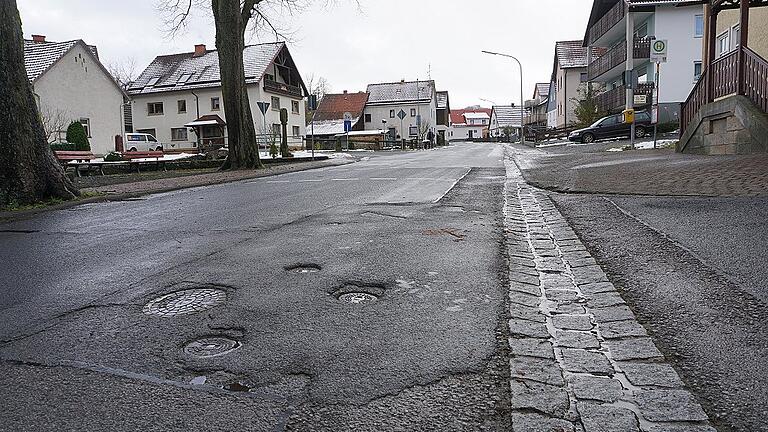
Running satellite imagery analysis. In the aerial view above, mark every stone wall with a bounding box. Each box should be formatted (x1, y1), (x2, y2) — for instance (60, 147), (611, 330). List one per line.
(678, 95), (768, 154)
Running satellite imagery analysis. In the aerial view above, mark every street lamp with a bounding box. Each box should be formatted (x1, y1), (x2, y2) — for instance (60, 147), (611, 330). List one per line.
(482, 50), (525, 145)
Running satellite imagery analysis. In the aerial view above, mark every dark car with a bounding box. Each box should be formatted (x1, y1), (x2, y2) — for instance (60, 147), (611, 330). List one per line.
(568, 111), (652, 144)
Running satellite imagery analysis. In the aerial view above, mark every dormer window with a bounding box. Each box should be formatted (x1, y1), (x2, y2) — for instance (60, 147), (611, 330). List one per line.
(146, 77), (160, 87)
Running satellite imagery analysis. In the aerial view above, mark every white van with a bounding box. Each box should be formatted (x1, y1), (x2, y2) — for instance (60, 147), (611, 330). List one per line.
(124, 133), (164, 152)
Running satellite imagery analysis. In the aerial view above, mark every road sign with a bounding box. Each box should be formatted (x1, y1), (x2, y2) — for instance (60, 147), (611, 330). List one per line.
(397, 110), (407, 120)
(651, 39), (668, 63)
(344, 120), (352, 132)
(343, 112), (352, 122)
(308, 95), (318, 111)
(256, 101), (270, 115)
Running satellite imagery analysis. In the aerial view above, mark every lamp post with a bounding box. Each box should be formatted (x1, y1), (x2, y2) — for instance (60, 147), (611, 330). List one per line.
(482, 50), (525, 145)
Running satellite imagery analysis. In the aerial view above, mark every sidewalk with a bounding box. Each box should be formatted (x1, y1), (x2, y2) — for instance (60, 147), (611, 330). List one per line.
(511, 142), (768, 197)
(503, 155), (715, 431)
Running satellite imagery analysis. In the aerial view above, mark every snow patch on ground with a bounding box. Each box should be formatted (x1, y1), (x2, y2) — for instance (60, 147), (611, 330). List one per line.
(607, 139), (678, 152)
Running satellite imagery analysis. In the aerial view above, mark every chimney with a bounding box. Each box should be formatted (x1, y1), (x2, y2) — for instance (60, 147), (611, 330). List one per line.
(343, 90), (348, 94)
(32, 34), (46, 43)
(193, 44), (206, 57)
(401, 79), (405, 83)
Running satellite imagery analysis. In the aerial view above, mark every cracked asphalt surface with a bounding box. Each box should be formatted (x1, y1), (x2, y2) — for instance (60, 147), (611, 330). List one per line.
(0, 143), (512, 431)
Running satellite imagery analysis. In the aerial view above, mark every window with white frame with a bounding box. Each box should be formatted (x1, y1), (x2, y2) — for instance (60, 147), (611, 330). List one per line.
(272, 123), (282, 138)
(271, 96), (280, 111)
(291, 100), (299, 114)
(732, 24), (741, 50)
(292, 125), (300, 136)
(211, 97), (220, 111)
(717, 31), (730, 57)
(171, 128), (188, 141)
(389, 109), (395, 118)
(178, 100), (187, 114)
(694, 15), (704, 38)
(147, 102), (164, 115)
(410, 108), (416, 117)
(80, 118), (91, 138)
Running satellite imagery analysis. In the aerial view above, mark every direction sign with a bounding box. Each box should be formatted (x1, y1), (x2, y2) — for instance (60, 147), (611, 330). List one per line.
(344, 120), (353, 132)
(651, 39), (668, 63)
(256, 101), (270, 115)
(397, 110), (407, 120)
(343, 112), (353, 122)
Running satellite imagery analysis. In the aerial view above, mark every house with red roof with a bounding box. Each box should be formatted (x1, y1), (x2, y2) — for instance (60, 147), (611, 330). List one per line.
(448, 107), (492, 141)
(309, 90), (369, 137)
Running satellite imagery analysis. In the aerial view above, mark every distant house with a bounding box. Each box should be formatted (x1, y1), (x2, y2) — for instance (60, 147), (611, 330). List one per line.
(547, 40), (601, 129)
(308, 90), (369, 139)
(489, 105), (524, 139)
(525, 83), (550, 129)
(128, 42), (307, 152)
(449, 107), (492, 141)
(583, 0), (705, 122)
(25, 35), (126, 155)
(364, 80), (438, 140)
(435, 91), (452, 143)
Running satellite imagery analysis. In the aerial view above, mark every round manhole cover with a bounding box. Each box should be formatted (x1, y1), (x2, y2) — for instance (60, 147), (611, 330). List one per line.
(184, 337), (241, 358)
(143, 288), (227, 317)
(338, 292), (378, 304)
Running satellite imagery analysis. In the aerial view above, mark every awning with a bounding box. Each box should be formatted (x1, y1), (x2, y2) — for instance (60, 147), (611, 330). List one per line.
(184, 114), (226, 128)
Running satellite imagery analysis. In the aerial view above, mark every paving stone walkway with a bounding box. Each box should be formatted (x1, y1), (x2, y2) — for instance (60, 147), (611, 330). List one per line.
(504, 152), (716, 432)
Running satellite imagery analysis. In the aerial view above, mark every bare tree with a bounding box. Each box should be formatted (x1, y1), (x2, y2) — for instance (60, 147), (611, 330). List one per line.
(306, 73), (330, 101)
(0, 0), (78, 207)
(107, 58), (138, 91)
(39, 106), (73, 143)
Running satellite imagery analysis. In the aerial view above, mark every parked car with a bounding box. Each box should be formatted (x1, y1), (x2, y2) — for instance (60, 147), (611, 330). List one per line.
(124, 133), (164, 152)
(568, 111), (652, 144)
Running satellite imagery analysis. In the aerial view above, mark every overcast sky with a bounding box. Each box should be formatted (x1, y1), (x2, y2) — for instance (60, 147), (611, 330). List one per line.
(18, 0), (593, 109)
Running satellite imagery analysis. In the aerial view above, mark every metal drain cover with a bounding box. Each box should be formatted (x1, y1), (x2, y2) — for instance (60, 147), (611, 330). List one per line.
(184, 337), (241, 358)
(143, 288), (227, 317)
(338, 292), (378, 304)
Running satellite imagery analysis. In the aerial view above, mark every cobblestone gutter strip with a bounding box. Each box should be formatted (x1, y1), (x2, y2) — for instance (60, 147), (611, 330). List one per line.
(503, 150), (716, 432)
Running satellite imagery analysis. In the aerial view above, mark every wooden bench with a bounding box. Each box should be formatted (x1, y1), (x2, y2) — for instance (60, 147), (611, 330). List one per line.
(53, 151), (104, 176)
(121, 151), (166, 173)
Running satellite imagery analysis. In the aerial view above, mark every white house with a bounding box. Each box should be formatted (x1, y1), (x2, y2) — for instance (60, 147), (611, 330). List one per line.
(128, 42), (307, 152)
(583, 0), (704, 123)
(24, 35), (126, 155)
(363, 80), (437, 140)
(449, 108), (492, 141)
(489, 105), (524, 138)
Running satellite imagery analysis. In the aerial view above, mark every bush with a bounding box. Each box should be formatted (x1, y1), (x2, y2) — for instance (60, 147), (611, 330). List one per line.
(348, 142), (356, 151)
(50, 142), (78, 151)
(656, 122), (679, 134)
(104, 151), (122, 162)
(335, 140), (343, 152)
(65, 122), (90, 151)
(269, 143), (279, 158)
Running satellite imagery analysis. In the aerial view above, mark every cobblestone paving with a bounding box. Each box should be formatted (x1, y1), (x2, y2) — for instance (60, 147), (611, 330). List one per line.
(504, 154), (716, 432)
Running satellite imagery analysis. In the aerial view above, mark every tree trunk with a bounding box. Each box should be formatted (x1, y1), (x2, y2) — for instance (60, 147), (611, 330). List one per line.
(0, 0), (78, 207)
(212, 0), (263, 170)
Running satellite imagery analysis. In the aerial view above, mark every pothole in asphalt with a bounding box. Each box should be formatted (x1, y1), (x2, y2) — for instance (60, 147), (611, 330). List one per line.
(183, 337), (241, 358)
(223, 381), (252, 392)
(332, 283), (385, 304)
(285, 263), (322, 274)
(143, 288), (227, 317)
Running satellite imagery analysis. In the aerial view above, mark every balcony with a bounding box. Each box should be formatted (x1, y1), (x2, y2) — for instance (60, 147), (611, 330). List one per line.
(263, 78), (303, 98)
(587, 1), (625, 46)
(595, 83), (654, 114)
(588, 38), (651, 81)
(524, 112), (548, 126)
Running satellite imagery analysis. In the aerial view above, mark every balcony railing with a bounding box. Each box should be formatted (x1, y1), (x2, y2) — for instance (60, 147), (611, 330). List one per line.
(263, 78), (303, 98)
(588, 38), (651, 81)
(587, 1), (625, 45)
(595, 82), (654, 114)
(524, 112), (548, 125)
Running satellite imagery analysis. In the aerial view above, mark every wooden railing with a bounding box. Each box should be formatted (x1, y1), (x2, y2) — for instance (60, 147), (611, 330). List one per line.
(588, 1), (625, 45)
(588, 38), (651, 80)
(744, 46), (768, 113)
(681, 46), (768, 135)
(711, 50), (739, 99)
(263, 78), (303, 98)
(595, 82), (655, 113)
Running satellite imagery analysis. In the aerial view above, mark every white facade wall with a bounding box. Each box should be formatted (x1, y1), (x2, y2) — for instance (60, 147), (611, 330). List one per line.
(33, 44), (125, 156)
(449, 125), (486, 141)
(131, 84), (306, 151)
(653, 5), (704, 103)
(363, 100), (437, 139)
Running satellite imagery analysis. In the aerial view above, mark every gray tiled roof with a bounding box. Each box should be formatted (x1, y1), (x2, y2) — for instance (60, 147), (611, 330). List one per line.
(437, 91), (449, 109)
(366, 80), (435, 104)
(128, 42), (285, 95)
(535, 83), (550, 98)
(556, 40), (604, 69)
(24, 39), (98, 82)
(492, 105), (524, 128)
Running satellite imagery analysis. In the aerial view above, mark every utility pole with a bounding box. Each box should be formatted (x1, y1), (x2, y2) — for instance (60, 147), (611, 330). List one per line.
(625, 3), (636, 150)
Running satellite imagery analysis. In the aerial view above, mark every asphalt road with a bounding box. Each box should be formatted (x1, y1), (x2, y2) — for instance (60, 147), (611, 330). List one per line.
(0, 143), (513, 431)
(550, 192), (768, 432)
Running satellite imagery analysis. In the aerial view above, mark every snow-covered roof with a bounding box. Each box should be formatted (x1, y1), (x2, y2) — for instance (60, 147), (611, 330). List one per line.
(309, 119), (346, 136)
(24, 39), (98, 82)
(128, 42), (303, 95)
(366, 80), (435, 104)
(437, 91), (450, 109)
(491, 105), (524, 128)
(464, 112), (490, 120)
(535, 83), (550, 99)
